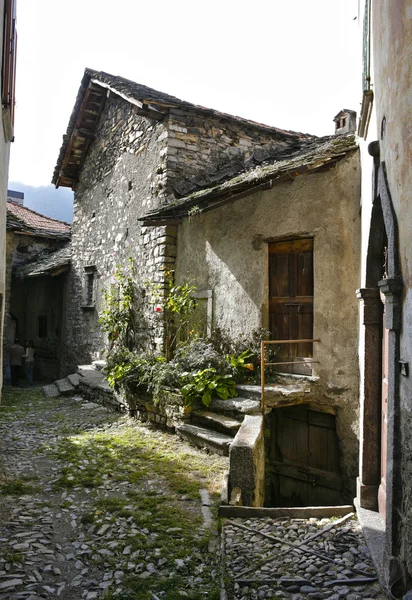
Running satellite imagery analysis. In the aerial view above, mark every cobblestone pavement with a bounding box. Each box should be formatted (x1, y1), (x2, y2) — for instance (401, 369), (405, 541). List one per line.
(0, 387), (226, 600)
(0, 386), (387, 600)
(222, 516), (387, 599)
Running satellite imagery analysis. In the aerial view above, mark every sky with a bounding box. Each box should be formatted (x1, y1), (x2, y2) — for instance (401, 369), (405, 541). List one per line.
(9, 0), (360, 190)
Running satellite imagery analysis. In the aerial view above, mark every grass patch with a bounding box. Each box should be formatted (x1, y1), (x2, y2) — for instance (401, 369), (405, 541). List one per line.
(0, 478), (41, 496)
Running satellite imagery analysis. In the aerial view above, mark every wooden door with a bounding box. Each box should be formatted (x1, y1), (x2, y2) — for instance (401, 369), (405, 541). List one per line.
(269, 239), (313, 373)
(378, 292), (388, 521)
(266, 406), (343, 507)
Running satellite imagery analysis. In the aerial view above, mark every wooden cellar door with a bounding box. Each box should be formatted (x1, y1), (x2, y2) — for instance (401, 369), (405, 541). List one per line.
(266, 406), (343, 507)
(378, 291), (388, 521)
(269, 239), (313, 373)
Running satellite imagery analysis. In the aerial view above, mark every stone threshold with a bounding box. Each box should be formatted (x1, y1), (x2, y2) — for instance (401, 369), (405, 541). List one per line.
(218, 504), (354, 519)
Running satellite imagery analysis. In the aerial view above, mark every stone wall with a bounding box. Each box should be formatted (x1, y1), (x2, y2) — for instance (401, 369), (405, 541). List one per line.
(64, 95), (170, 372)
(175, 152), (361, 490)
(164, 108), (308, 198)
(64, 92), (311, 374)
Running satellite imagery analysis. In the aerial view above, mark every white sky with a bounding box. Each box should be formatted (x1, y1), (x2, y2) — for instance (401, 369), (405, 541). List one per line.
(9, 0), (360, 188)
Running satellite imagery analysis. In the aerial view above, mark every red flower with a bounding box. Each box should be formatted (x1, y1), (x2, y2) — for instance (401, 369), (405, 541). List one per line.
(155, 306), (162, 312)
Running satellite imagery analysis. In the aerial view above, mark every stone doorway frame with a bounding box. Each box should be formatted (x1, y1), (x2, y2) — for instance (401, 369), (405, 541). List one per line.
(357, 142), (403, 585)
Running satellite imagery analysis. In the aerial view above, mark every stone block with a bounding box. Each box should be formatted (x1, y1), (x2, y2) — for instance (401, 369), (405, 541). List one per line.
(56, 378), (75, 396)
(229, 415), (265, 507)
(42, 384), (60, 398)
(67, 373), (81, 388)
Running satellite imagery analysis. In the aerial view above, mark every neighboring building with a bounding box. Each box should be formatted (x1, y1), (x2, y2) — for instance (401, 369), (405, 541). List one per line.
(7, 188), (23, 205)
(53, 69), (362, 505)
(0, 0), (17, 396)
(5, 201), (71, 380)
(356, 0), (412, 594)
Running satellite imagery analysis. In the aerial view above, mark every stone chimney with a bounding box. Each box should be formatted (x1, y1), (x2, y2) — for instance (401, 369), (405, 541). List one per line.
(333, 109), (357, 135)
(7, 189), (24, 206)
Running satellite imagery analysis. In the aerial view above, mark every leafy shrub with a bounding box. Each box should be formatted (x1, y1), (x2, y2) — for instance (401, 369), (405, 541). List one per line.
(181, 368), (237, 407)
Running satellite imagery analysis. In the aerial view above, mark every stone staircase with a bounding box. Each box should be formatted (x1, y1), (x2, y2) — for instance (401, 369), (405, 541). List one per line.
(42, 361), (107, 399)
(42, 364), (314, 458)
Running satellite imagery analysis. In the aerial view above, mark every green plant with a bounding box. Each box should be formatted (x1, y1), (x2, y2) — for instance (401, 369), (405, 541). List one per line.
(181, 368), (238, 407)
(98, 259), (136, 350)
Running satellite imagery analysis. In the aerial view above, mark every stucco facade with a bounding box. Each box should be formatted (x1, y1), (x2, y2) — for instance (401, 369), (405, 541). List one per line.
(357, 0), (412, 592)
(0, 0), (14, 398)
(175, 151), (361, 488)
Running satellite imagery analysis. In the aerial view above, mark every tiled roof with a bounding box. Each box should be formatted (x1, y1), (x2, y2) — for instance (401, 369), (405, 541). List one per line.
(6, 202), (71, 238)
(18, 243), (71, 277)
(141, 134), (359, 225)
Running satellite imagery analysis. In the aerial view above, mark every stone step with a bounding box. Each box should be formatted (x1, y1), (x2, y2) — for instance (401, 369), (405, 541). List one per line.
(236, 384), (261, 401)
(77, 364), (99, 374)
(92, 359), (107, 371)
(67, 373), (81, 388)
(55, 378), (75, 396)
(210, 396), (261, 418)
(191, 410), (241, 435)
(175, 424), (234, 456)
(78, 369), (107, 389)
(42, 383), (60, 398)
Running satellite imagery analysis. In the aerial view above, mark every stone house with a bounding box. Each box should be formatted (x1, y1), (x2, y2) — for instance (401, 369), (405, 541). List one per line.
(355, 0), (412, 594)
(5, 200), (71, 380)
(53, 69), (362, 506)
(0, 0), (17, 397)
(52, 69), (316, 372)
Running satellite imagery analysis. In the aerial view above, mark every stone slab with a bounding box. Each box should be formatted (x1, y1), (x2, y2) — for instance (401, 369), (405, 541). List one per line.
(218, 504), (354, 518)
(67, 373), (81, 388)
(191, 410), (241, 434)
(210, 397), (260, 416)
(176, 424), (233, 456)
(55, 378), (75, 395)
(42, 384), (60, 398)
(92, 360), (107, 371)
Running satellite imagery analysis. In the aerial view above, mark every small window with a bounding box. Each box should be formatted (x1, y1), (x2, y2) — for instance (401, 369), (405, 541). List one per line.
(83, 266), (96, 307)
(38, 315), (47, 338)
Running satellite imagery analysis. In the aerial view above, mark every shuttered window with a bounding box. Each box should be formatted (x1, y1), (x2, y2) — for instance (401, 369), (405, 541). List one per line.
(2, 0), (17, 128)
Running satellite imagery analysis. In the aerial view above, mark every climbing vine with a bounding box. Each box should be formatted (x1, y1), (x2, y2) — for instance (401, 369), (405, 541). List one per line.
(98, 258), (136, 351)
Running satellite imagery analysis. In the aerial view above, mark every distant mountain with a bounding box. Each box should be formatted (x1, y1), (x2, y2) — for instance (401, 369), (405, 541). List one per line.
(8, 182), (74, 223)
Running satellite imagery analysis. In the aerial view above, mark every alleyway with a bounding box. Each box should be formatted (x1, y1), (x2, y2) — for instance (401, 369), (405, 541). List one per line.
(0, 387), (386, 600)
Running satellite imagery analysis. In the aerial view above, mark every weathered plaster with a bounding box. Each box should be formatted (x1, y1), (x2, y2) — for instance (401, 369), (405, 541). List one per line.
(0, 0), (11, 397)
(176, 152), (361, 488)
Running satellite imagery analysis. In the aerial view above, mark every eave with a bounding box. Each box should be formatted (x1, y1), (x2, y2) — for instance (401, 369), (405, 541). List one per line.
(140, 134), (359, 227)
(55, 83), (107, 189)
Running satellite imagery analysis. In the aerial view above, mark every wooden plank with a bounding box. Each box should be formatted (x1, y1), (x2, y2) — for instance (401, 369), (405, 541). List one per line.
(269, 239), (313, 254)
(218, 504), (353, 519)
(272, 461), (343, 491)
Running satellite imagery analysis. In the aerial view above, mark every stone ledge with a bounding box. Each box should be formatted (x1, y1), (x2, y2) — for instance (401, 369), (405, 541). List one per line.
(229, 414), (265, 507)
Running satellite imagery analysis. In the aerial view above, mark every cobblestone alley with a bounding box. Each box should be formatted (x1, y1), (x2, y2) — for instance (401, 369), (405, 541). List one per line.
(0, 387), (386, 600)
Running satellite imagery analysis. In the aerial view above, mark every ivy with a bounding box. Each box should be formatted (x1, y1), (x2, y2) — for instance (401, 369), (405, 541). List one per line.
(98, 259), (136, 351)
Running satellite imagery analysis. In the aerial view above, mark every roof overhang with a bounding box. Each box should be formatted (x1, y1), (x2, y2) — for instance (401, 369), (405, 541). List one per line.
(140, 134), (359, 227)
